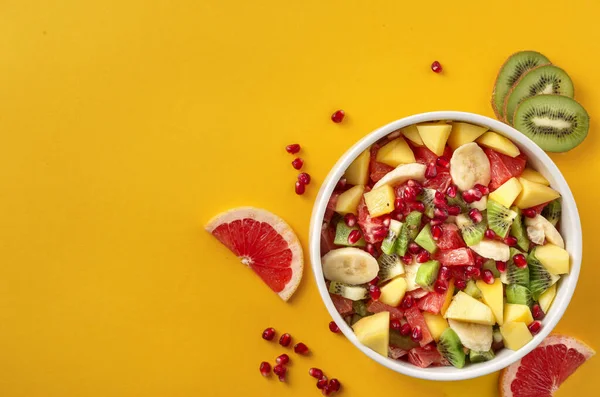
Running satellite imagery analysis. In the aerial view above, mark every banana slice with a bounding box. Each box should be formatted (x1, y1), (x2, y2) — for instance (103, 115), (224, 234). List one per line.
(470, 240), (510, 262)
(448, 319), (493, 352)
(450, 142), (491, 191)
(372, 163), (426, 189)
(525, 215), (564, 248)
(527, 225), (545, 245)
(321, 247), (379, 285)
(401, 255), (421, 291)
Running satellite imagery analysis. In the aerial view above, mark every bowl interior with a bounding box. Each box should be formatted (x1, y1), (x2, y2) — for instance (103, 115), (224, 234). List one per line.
(309, 111), (582, 381)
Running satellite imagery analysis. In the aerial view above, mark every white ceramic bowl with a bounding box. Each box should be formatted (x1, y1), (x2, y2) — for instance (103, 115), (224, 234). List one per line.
(309, 111), (582, 381)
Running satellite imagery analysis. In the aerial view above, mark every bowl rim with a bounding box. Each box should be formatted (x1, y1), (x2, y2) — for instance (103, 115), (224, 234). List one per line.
(308, 111), (582, 381)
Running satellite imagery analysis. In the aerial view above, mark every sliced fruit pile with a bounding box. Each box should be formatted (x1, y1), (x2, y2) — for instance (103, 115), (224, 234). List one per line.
(321, 121), (570, 368)
(491, 51), (589, 152)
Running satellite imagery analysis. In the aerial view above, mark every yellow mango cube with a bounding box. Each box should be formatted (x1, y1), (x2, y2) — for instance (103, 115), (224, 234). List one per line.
(476, 131), (520, 157)
(514, 178), (561, 209)
(400, 125), (424, 146)
(416, 122), (452, 156)
(504, 304), (534, 325)
(444, 291), (496, 325)
(344, 149), (370, 185)
(521, 168), (550, 186)
(364, 185), (395, 217)
(376, 138), (416, 167)
(500, 322), (533, 351)
(489, 177), (523, 208)
(535, 244), (570, 275)
(423, 313), (449, 342)
(477, 278), (504, 325)
(335, 185), (365, 215)
(447, 122), (488, 150)
(538, 283), (557, 313)
(379, 277), (407, 307)
(441, 280), (455, 316)
(352, 312), (390, 356)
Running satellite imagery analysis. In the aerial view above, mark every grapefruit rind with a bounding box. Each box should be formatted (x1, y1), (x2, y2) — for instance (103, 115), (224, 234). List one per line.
(205, 207), (304, 301)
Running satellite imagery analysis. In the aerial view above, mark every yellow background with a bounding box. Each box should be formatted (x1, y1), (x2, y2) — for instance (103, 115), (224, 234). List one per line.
(0, 1), (597, 396)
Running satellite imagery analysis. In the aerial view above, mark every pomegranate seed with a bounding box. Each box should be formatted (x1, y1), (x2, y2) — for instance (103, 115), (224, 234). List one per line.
(329, 379), (341, 392)
(431, 61), (442, 73)
(446, 185), (457, 198)
(425, 162), (438, 179)
(469, 208), (483, 223)
(474, 184), (489, 196)
(408, 201), (425, 212)
(432, 225), (443, 241)
(328, 321), (340, 333)
(366, 243), (377, 256)
(400, 323), (412, 336)
(482, 269), (495, 284)
(336, 178), (347, 190)
(273, 364), (287, 381)
(401, 295), (414, 309)
(447, 205), (461, 216)
(295, 181), (306, 195)
(434, 191), (447, 206)
(408, 242), (421, 254)
(513, 253), (527, 268)
(331, 109), (345, 123)
(262, 327), (276, 340)
(369, 276), (380, 286)
(436, 156), (450, 168)
(416, 250), (430, 263)
(309, 368), (324, 379)
(298, 172), (311, 185)
(528, 321), (542, 335)
(344, 213), (357, 227)
(316, 376), (329, 389)
(260, 361), (271, 376)
(391, 318), (402, 331)
(347, 230), (362, 245)
(475, 255), (484, 268)
(276, 354), (290, 365)
(471, 189), (483, 201)
(279, 333), (292, 347)
(294, 342), (309, 355)
(466, 266), (481, 278)
(394, 197), (404, 210)
(434, 207), (448, 221)
(373, 227), (389, 239)
(430, 218), (444, 226)
(407, 179), (423, 189)
(485, 229), (496, 239)
(532, 304), (545, 320)
(462, 190), (476, 203)
(285, 144), (301, 154)
(411, 326), (423, 342)
(523, 208), (537, 218)
(496, 261), (507, 272)
(392, 211), (404, 221)
(455, 280), (466, 290)
(434, 280), (448, 294)
(439, 266), (450, 281)
(401, 254), (413, 264)
(291, 157), (304, 170)
(382, 215), (391, 227)
(403, 186), (418, 201)
(369, 284), (381, 300)
(505, 236), (518, 247)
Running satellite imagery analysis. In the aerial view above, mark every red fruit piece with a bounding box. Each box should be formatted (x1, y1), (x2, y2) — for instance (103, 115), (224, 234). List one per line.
(389, 345), (409, 359)
(431, 61), (443, 73)
(328, 379), (341, 392)
(309, 367), (324, 379)
(413, 145), (438, 165)
(331, 109), (345, 123)
(411, 326), (423, 342)
(260, 361), (272, 376)
(424, 172), (452, 192)
(369, 284), (381, 300)
(262, 327), (276, 341)
(408, 346), (450, 368)
(357, 197), (387, 244)
(400, 323), (412, 336)
(285, 144), (301, 154)
(330, 293), (353, 316)
(329, 321), (340, 333)
(295, 181), (306, 195)
(484, 148), (526, 190)
(292, 158), (304, 170)
(436, 223), (466, 250)
(404, 307), (434, 346)
(316, 376), (328, 389)
(279, 333), (292, 347)
(276, 354), (290, 365)
(298, 172), (311, 185)
(273, 364), (287, 381)
(417, 292), (447, 314)
(294, 342), (309, 354)
(435, 247), (475, 267)
(366, 300), (404, 321)
(529, 202), (549, 216)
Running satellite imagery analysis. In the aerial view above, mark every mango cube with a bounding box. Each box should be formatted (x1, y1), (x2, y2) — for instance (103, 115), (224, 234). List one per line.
(520, 168), (550, 186)
(489, 177), (523, 208)
(504, 304), (534, 324)
(476, 131), (520, 157)
(514, 178), (560, 209)
(400, 125), (424, 146)
(538, 283), (557, 313)
(364, 185), (395, 217)
(335, 185), (365, 215)
(447, 122), (488, 149)
(352, 311), (390, 356)
(376, 138), (416, 167)
(345, 150), (370, 185)
(423, 313), (449, 342)
(444, 291), (496, 325)
(500, 322), (533, 351)
(441, 280), (455, 316)
(535, 244), (570, 275)
(476, 278), (504, 326)
(416, 123), (452, 156)
(379, 277), (407, 307)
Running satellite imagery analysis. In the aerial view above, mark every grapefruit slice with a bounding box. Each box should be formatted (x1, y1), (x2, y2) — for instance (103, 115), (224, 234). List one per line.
(499, 334), (595, 396)
(206, 207), (303, 301)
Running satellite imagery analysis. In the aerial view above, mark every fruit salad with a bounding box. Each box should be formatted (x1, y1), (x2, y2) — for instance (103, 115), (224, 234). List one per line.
(321, 121), (569, 368)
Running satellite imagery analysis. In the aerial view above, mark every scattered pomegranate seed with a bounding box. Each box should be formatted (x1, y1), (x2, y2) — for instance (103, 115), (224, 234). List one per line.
(469, 208), (483, 223)
(431, 225), (443, 241)
(474, 184), (490, 196)
(436, 156), (450, 168)
(513, 253), (527, 268)
(347, 230), (362, 245)
(276, 354), (290, 365)
(446, 185), (457, 198)
(279, 333), (292, 347)
(344, 213), (357, 227)
(328, 321), (340, 333)
(462, 190), (476, 203)
(382, 215), (391, 227)
(262, 327), (276, 340)
(291, 157), (304, 170)
(298, 172), (311, 185)
(294, 342), (309, 355)
(369, 284), (381, 300)
(309, 367), (324, 379)
(496, 261), (507, 272)
(523, 208), (537, 218)
(273, 364), (287, 381)
(466, 266), (481, 278)
(401, 295), (414, 309)
(295, 181), (306, 195)
(431, 61), (443, 73)
(401, 254), (413, 264)
(260, 361), (271, 376)
(329, 379), (341, 392)
(391, 318), (402, 331)
(430, 218), (444, 226)
(434, 280), (448, 294)
(455, 280), (466, 290)
(403, 186), (418, 201)
(532, 304), (545, 320)
(447, 205), (461, 216)
(485, 229), (496, 239)
(336, 178), (347, 190)
(316, 376), (329, 389)
(434, 207), (448, 221)
(408, 242), (421, 254)
(366, 243), (377, 256)
(411, 326), (423, 342)
(416, 250), (430, 263)
(504, 236), (517, 247)
(434, 191), (447, 206)
(285, 144), (301, 154)
(482, 269), (495, 284)
(400, 323), (412, 336)
(331, 110), (345, 123)
(439, 266), (450, 281)
(369, 277), (380, 286)
(425, 162), (438, 179)
(528, 321), (542, 335)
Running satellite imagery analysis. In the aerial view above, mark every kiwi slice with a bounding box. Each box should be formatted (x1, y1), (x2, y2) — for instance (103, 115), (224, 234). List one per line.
(492, 51), (550, 119)
(405, 211), (423, 241)
(447, 194), (469, 213)
(528, 247), (553, 300)
(505, 248), (530, 287)
(504, 65), (574, 125)
(378, 254), (405, 283)
(329, 282), (368, 301)
(487, 199), (517, 238)
(464, 280), (482, 299)
(506, 284), (533, 306)
(513, 95), (590, 152)
(389, 330), (419, 350)
(469, 349), (495, 363)
(334, 221), (366, 247)
(437, 328), (466, 368)
(381, 220), (403, 255)
(455, 213), (487, 246)
(510, 206), (530, 252)
(415, 224), (438, 254)
(483, 259), (500, 278)
(353, 300), (370, 317)
(415, 260), (441, 290)
(396, 221), (410, 256)
(419, 188), (437, 219)
(542, 199), (561, 227)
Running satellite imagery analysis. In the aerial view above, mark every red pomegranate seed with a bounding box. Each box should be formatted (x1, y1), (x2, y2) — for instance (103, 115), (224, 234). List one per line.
(373, 227), (389, 239)
(425, 162), (438, 179)
(295, 181), (306, 195)
(482, 269), (495, 284)
(455, 280), (466, 290)
(391, 318), (402, 331)
(298, 172), (311, 185)
(262, 327), (276, 340)
(401, 295), (414, 309)
(316, 376), (329, 389)
(436, 156), (450, 168)
(401, 254), (413, 264)
(447, 205), (461, 216)
(403, 186), (418, 201)
(331, 109), (345, 123)
(528, 321), (542, 335)
(260, 361), (271, 376)
(474, 184), (490, 196)
(392, 211), (404, 221)
(513, 253), (527, 268)
(523, 208), (537, 218)
(394, 197), (404, 210)
(273, 364), (286, 381)
(416, 250), (430, 263)
(411, 326), (423, 342)
(434, 191), (447, 206)
(292, 157), (304, 170)
(407, 179), (423, 189)
(276, 354), (290, 365)
(329, 379), (341, 392)
(366, 243), (377, 256)
(369, 276), (380, 286)
(328, 320), (340, 333)
(439, 266), (450, 281)
(485, 229), (496, 239)
(294, 342), (309, 355)
(496, 261), (507, 273)
(347, 229), (361, 245)
(469, 208), (483, 223)
(432, 225), (443, 241)
(285, 144), (301, 154)
(400, 323), (412, 336)
(431, 61), (442, 73)
(434, 207), (448, 221)
(446, 185), (458, 198)
(408, 242), (421, 254)
(336, 178), (347, 190)
(505, 236), (518, 247)
(369, 284), (381, 300)
(309, 367), (324, 379)
(279, 333), (292, 347)
(382, 215), (391, 227)
(407, 201), (425, 212)
(462, 190), (475, 203)
(475, 255), (484, 268)
(434, 280), (448, 294)
(344, 213), (357, 227)
(430, 218), (444, 226)
(532, 304), (545, 320)
(466, 266), (481, 278)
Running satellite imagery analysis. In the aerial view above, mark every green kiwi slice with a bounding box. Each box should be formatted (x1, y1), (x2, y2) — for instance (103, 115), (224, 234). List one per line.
(542, 199), (562, 227)
(492, 51), (550, 119)
(483, 259), (500, 278)
(456, 213), (487, 246)
(528, 247), (554, 300)
(381, 220), (403, 255)
(505, 248), (530, 287)
(437, 328), (466, 368)
(353, 300), (370, 317)
(464, 280), (482, 299)
(378, 254), (405, 283)
(506, 284), (533, 306)
(504, 65), (574, 125)
(329, 282), (368, 301)
(334, 221), (366, 247)
(469, 349), (495, 363)
(510, 206), (530, 251)
(487, 199), (517, 238)
(396, 221), (410, 256)
(404, 211), (423, 241)
(415, 260), (440, 290)
(415, 224), (437, 254)
(419, 188), (437, 219)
